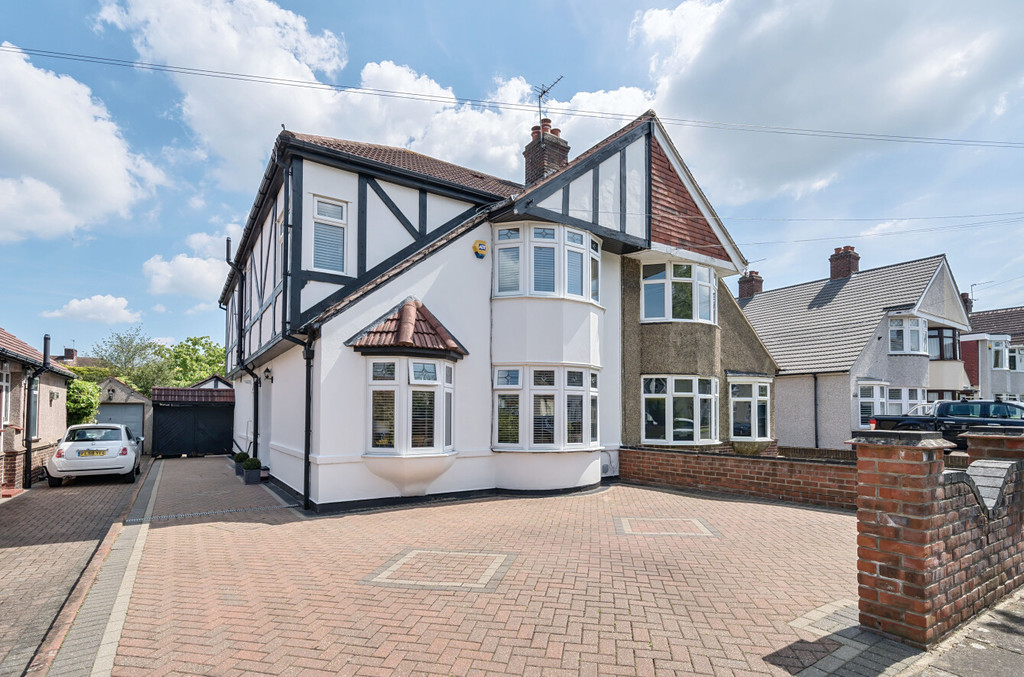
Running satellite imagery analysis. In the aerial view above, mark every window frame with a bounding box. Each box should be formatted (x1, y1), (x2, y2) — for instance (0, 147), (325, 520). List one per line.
(0, 362), (10, 427)
(310, 196), (348, 275)
(728, 378), (772, 441)
(640, 262), (718, 325)
(641, 375), (719, 446)
(928, 327), (959, 361)
(889, 316), (928, 355)
(993, 340), (1009, 370)
(365, 357), (454, 454)
(492, 224), (602, 303)
(858, 382), (888, 428)
(492, 365), (601, 450)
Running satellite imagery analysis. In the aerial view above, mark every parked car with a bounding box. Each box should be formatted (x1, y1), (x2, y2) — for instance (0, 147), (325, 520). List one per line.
(870, 399), (1024, 448)
(46, 424), (143, 487)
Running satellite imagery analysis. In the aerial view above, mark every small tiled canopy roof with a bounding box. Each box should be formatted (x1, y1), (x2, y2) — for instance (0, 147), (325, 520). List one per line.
(346, 299), (468, 359)
(151, 387), (235, 404)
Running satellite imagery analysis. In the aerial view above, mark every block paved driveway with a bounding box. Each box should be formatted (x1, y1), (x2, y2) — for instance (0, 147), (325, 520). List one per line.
(107, 458), (869, 676)
(0, 472), (138, 676)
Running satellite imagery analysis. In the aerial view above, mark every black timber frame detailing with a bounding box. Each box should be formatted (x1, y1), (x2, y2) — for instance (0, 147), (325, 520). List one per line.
(352, 346), (467, 362)
(304, 271), (353, 285)
(288, 157), (304, 332)
(367, 177), (419, 240)
(513, 121), (650, 217)
(280, 159), (291, 337)
(619, 149), (627, 233)
(561, 185), (569, 216)
(418, 190), (428, 236)
(518, 206), (647, 254)
(592, 163), (600, 224)
(357, 175), (368, 276)
(645, 132), (653, 241)
(299, 205), (480, 325)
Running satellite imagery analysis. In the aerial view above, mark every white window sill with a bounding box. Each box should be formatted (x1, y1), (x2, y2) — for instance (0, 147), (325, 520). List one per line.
(640, 318), (718, 327)
(492, 294), (605, 311)
(640, 440), (721, 446)
(491, 446), (602, 454)
(889, 352), (929, 357)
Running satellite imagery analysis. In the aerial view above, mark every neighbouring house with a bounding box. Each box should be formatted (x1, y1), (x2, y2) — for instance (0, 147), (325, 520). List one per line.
(738, 248), (971, 449)
(51, 347), (107, 369)
(95, 377), (153, 455)
(190, 374), (232, 389)
(961, 305), (1024, 400)
(1, 329), (74, 493)
(221, 111), (776, 511)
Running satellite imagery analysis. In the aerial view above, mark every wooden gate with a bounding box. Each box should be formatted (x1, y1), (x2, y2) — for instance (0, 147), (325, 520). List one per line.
(151, 386), (234, 458)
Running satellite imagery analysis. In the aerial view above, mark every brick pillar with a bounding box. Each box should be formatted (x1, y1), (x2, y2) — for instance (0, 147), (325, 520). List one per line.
(854, 430), (954, 648)
(2, 449), (25, 497)
(961, 426), (1024, 465)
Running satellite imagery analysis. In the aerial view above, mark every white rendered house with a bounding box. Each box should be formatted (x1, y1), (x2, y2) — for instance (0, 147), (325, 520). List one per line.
(222, 112), (772, 510)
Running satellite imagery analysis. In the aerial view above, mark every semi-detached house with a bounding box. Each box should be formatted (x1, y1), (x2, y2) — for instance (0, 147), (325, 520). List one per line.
(221, 111), (776, 511)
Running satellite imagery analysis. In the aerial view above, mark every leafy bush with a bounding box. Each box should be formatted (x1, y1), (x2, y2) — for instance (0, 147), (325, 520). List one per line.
(66, 380), (100, 425)
(242, 457), (262, 471)
(233, 452), (249, 463)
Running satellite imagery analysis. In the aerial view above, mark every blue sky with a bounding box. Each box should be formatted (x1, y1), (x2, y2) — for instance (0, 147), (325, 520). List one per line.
(2, 0), (1024, 356)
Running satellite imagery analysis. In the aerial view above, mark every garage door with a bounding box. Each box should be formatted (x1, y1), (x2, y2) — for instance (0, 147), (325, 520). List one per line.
(97, 403), (144, 436)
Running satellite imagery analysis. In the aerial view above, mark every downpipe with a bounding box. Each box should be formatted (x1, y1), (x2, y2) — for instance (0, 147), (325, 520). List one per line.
(23, 334), (50, 489)
(226, 238), (260, 460)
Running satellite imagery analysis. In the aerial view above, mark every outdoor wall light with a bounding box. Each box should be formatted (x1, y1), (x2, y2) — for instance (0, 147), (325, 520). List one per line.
(50, 391), (60, 403)
(263, 367), (273, 383)
(107, 388), (115, 400)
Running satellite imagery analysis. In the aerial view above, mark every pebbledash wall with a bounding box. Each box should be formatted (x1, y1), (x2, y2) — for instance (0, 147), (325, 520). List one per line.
(854, 429), (1024, 648)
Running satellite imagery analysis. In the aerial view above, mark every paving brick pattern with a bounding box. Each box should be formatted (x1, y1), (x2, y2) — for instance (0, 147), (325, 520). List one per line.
(112, 466), (860, 676)
(0, 475), (136, 676)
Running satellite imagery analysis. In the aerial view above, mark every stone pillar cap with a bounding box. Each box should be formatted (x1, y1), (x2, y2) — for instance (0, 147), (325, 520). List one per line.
(846, 430), (956, 448)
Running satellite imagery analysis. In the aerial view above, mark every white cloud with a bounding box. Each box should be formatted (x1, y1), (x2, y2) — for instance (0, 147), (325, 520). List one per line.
(0, 43), (164, 242)
(143, 254), (229, 299)
(185, 302), (219, 315)
(41, 295), (141, 323)
(151, 304), (167, 313)
(186, 223), (243, 259)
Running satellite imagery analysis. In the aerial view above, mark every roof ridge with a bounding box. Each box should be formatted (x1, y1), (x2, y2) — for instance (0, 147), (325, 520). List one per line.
(747, 253), (946, 298)
(971, 306), (1024, 315)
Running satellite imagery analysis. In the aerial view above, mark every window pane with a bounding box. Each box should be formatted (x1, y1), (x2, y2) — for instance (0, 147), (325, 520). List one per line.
(591, 240), (600, 253)
(497, 248), (520, 293)
(698, 285), (712, 321)
(534, 370), (555, 387)
(534, 246), (555, 292)
(567, 394), (583, 444)
(534, 227), (555, 240)
(590, 396), (598, 442)
(887, 403), (902, 415)
(642, 264), (666, 281)
(943, 333), (955, 360)
(888, 388), (902, 401)
(591, 257), (600, 302)
(533, 394), (555, 444)
(733, 400), (752, 438)
(498, 228), (519, 240)
(643, 282), (665, 319)
(672, 264), (692, 279)
(758, 384), (769, 398)
(694, 266), (711, 283)
(890, 330), (904, 352)
(731, 383), (752, 398)
(698, 379), (712, 395)
(672, 281), (693, 319)
(643, 378), (667, 394)
(673, 396), (694, 442)
(644, 397), (666, 440)
(371, 390), (395, 448)
(316, 200), (344, 221)
(860, 386), (874, 398)
(372, 362), (395, 381)
(591, 373), (598, 389)
(313, 222), (345, 272)
(497, 394), (519, 444)
(699, 398), (712, 440)
(413, 363), (437, 382)
(567, 231), (584, 245)
(29, 380), (39, 438)
(928, 335), (940, 359)
(757, 402), (768, 438)
(496, 369), (519, 387)
(411, 391), (435, 448)
(445, 365), (453, 385)
(445, 391), (453, 446)
(909, 330), (920, 352)
(674, 378), (693, 393)
(567, 371), (584, 388)
(567, 250), (584, 296)
(860, 402), (874, 426)
(890, 318), (904, 327)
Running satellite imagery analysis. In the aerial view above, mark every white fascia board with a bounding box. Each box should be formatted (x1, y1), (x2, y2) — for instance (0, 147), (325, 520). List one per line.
(641, 242), (741, 274)
(650, 120), (747, 272)
(961, 333), (1010, 341)
(916, 310), (970, 331)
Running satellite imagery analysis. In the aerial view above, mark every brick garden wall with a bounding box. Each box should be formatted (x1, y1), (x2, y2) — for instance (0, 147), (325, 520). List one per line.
(619, 446), (858, 510)
(855, 429), (1024, 648)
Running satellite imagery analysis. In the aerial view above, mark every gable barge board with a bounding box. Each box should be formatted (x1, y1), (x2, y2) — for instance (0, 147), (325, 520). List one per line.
(518, 206), (647, 255)
(357, 175), (368, 276)
(287, 144), (506, 204)
(221, 164), (286, 303)
(367, 176), (420, 240)
(299, 205), (481, 326)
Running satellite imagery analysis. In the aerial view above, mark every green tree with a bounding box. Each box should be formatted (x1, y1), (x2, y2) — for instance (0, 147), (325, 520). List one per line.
(66, 379), (100, 425)
(91, 325), (160, 382)
(68, 365), (117, 383)
(160, 336), (226, 386)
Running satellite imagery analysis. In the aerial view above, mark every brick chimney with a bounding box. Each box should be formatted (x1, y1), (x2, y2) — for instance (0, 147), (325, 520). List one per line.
(829, 245), (860, 280)
(961, 292), (973, 314)
(738, 271), (763, 299)
(62, 348), (77, 362)
(523, 118), (570, 185)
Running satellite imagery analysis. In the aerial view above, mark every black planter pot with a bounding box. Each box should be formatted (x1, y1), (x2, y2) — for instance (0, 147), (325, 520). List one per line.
(243, 468), (261, 485)
(234, 461), (244, 476)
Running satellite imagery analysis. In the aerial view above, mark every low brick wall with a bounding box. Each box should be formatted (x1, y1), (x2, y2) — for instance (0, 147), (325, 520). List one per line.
(1, 445), (52, 494)
(619, 446), (858, 510)
(855, 429), (1024, 648)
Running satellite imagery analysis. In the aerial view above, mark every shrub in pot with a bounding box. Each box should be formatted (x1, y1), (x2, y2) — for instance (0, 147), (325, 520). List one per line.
(233, 452), (249, 476)
(242, 457), (262, 485)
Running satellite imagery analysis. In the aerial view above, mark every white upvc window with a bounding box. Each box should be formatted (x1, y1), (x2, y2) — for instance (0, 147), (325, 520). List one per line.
(366, 358), (454, 454)
(889, 317), (927, 354)
(858, 382), (888, 428)
(29, 378), (40, 438)
(641, 262), (717, 323)
(993, 340), (1009, 370)
(886, 387), (924, 415)
(1010, 348), (1021, 371)
(312, 197), (347, 273)
(641, 375), (719, 445)
(1, 362), (10, 427)
(729, 379), (771, 441)
(493, 365), (600, 450)
(493, 224), (601, 302)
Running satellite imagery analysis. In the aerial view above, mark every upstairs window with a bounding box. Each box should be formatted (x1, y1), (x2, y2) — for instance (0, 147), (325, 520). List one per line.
(993, 340), (1009, 370)
(928, 327), (958, 361)
(312, 197), (347, 273)
(493, 225), (601, 301)
(889, 317), (927, 354)
(641, 263), (717, 323)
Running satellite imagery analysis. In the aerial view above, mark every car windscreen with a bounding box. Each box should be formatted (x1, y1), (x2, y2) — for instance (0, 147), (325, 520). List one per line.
(66, 428), (123, 442)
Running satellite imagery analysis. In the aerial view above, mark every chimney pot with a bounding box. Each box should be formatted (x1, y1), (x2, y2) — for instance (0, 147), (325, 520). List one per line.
(738, 270), (764, 299)
(541, 118), (552, 134)
(834, 247), (843, 254)
(550, 128), (561, 137)
(523, 119), (570, 184)
(829, 245), (860, 280)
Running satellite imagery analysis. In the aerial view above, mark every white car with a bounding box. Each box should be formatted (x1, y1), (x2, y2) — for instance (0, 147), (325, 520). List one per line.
(46, 424), (142, 487)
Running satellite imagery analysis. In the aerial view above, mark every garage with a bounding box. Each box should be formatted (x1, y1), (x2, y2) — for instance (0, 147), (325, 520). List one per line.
(96, 403), (144, 435)
(151, 386), (234, 458)
(96, 377), (153, 454)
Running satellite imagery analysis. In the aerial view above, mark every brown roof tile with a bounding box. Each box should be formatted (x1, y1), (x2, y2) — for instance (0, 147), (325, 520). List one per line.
(289, 133), (523, 198)
(347, 299), (468, 356)
(970, 306), (1024, 343)
(0, 328), (75, 377)
(151, 387), (235, 404)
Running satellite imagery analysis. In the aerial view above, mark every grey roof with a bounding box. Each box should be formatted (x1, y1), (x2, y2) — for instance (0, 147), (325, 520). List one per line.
(737, 255), (945, 374)
(969, 306), (1024, 343)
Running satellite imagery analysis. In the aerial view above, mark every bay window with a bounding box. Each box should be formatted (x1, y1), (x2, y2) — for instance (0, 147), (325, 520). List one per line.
(367, 358), (454, 453)
(886, 387), (924, 415)
(641, 263), (717, 323)
(641, 375), (719, 444)
(858, 383), (888, 427)
(493, 366), (600, 449)
(928, 327), (958, 361)
(493, 225), (601, 301)
(993, 340), (1009, 370)
(730, 380), (771, 440)
(889, 317), (927, 354)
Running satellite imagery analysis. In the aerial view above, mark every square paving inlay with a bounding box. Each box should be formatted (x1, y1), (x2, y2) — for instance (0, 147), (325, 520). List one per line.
(363, 549), (516, 591)
(614, 516), (722, 537)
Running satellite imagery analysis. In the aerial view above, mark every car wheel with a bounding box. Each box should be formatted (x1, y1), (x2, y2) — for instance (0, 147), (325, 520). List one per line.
(122, 469), (137, 484)
(47, 474), (62, 488)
